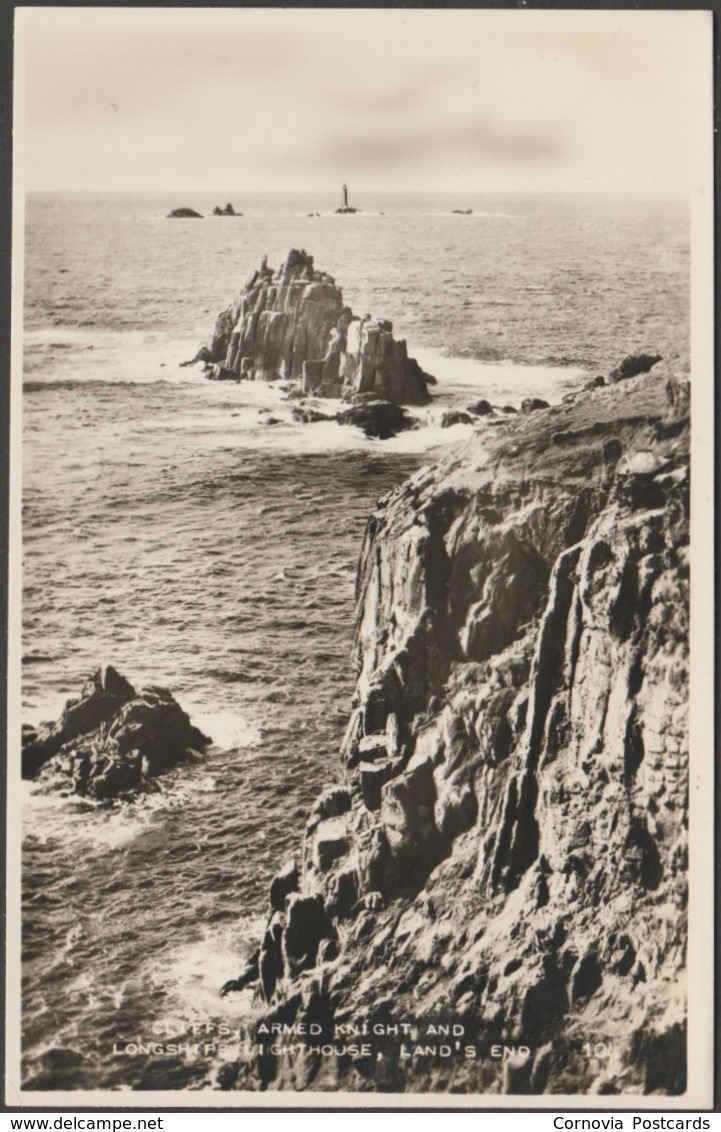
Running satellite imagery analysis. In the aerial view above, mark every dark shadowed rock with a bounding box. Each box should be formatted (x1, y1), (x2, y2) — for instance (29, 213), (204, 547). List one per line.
(337, 401), (415, 440)
(269, 859), (299, 912)
(22, 664), (136, 778)
(359, 757), (402, 811)
(291, 406), (336, 424)
(313, 818), (350, 871)
(603, 437), (624, 464)
(521, 398), (550, 415)
(584, 375), (606, 391)
(259, 913), (284, 1001)
(180, 346), (214, 368)
(24, 668), (210, 798)
(220, 950), (259, 996)
(326, 867), (360, 920)
(282, 895), (335, 978)
(467, 399), (494, 416)
(665, 376), (690, 416)
(609, 353), (662, 383)
(441, 410), (475, 428)
(208, 365), (238, 382)
(166, 208), (203, 219)
(212, 203), (241, 216)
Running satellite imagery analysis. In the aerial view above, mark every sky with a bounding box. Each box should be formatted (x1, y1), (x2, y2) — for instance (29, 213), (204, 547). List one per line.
(16, 7), (712, 195)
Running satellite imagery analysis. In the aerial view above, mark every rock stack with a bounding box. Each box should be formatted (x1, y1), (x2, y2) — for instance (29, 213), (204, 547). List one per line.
(22, 666), (210, 800)
(203, 250), (433, 405)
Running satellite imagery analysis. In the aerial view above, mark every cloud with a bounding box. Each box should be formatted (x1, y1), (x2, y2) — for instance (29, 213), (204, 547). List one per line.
(19, 8), (706, 192)
(298, 117), (566, 175)
(456, 120), (564, 162)
(25, 27), (298, 124)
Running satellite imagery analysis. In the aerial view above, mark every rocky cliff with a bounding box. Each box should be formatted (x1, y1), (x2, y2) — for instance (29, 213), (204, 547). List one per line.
(202, 249), (433, 405)
(223, 364), (690, 1097)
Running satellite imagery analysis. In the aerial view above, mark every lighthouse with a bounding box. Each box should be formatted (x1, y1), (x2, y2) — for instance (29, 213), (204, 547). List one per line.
(335, 183), (359, 214)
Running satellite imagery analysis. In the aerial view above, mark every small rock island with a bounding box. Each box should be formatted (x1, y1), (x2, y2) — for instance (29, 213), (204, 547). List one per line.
(187, 249), (435, 436)
(22, 665), (210, 799)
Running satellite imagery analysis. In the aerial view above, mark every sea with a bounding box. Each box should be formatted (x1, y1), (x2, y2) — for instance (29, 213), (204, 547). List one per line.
(18, 190), (689, 1091)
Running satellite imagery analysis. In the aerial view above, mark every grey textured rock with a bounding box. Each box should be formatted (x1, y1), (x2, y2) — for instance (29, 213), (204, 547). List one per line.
(24, 668), (209, 798)
(201, 250), (434, 405)
(269, 859), (299, 912)
(609, 352), (662, 384)
(230, 372), (690, 1095)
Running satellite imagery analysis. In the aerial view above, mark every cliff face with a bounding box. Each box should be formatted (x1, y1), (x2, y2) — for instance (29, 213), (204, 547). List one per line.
(205, 250), (433, 405)
(227, 369), (690, 1097)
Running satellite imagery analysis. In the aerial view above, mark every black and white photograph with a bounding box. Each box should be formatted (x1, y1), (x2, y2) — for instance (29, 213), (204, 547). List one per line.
(7, 5), (715, 1107)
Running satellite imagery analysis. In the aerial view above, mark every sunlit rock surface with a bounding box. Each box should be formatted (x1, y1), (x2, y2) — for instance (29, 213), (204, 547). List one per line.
(203, 250), (434, 406)
(222, 366), (689, 1096)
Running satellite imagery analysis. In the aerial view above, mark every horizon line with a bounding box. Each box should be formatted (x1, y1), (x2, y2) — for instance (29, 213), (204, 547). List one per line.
(22, 185), (688, 200)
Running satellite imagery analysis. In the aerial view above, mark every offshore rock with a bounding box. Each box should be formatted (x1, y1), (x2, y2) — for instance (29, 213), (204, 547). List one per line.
(467, 399), (494, 416)
(441, 410), (475, 428)
(229, 367), (691, 1095)
(336, 401), (416, 440)
(212, 203), (241, 216)
(23, 667), (210, 799)
(166, 207), (203, 219)
(202, 250), (433, 405)
(22, 664), (135, 778)
(520, 397), (550, 414)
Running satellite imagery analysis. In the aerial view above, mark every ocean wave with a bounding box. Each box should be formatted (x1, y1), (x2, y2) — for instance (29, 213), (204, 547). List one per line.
(146, 916), (265, 1024)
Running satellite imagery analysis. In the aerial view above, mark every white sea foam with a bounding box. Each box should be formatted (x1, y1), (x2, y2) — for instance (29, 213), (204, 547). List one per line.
(183, 705), (261, 752)
(24, 326), (205, 386)
(150, 916), (265, 1023)
(153, 351), (586, 459)
(412, 347), (587, 406)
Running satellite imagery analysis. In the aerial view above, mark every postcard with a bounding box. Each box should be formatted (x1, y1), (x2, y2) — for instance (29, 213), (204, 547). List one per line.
(6, 5), (715, 1108)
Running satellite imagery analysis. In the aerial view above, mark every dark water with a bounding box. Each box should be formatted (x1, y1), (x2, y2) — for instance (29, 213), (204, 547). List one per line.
(19, 190), (689, 1091)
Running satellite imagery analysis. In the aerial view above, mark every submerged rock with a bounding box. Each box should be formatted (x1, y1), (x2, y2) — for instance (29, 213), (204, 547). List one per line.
(290, 406), (336, 425)
(199, 249), (434, 405)
(23, 666), (210, 798)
